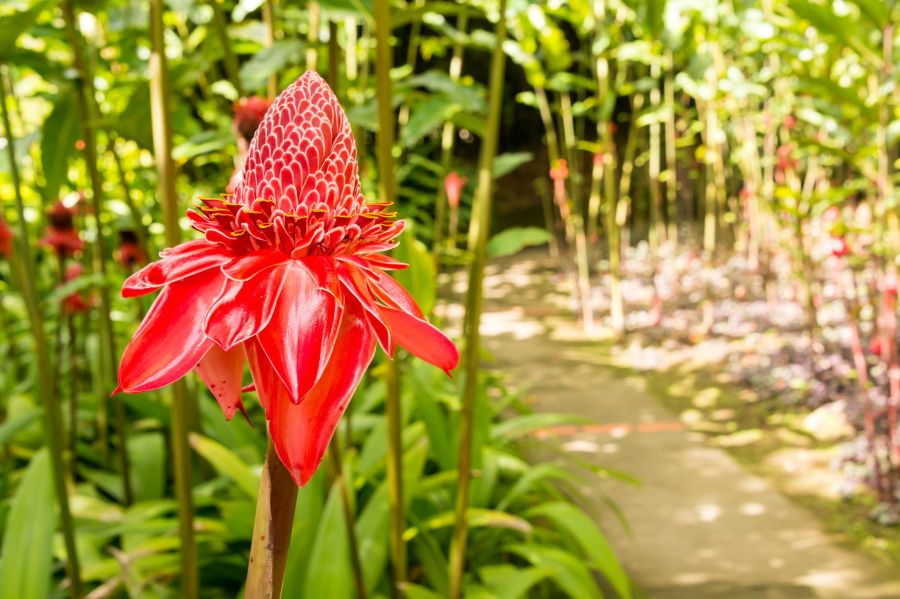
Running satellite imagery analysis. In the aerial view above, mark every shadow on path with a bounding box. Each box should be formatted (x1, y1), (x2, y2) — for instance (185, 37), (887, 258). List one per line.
(456, 251), (900, 599)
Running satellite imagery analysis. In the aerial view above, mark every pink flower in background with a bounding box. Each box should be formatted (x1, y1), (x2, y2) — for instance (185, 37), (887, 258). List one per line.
(117, 72), (459, 485)
(62, 263), (92, 314)
(0, 217), (12, 257)
(444, 171), (467, 210)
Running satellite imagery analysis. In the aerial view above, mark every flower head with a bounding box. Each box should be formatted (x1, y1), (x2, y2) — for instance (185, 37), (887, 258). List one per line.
(118, 72), (459, 485)
(0, 217), (12, 258)
(828, 236), (849, 258)
(444, 171), (467, 210)
(42, 201), (84, 258)
(549, 159), (569, 181)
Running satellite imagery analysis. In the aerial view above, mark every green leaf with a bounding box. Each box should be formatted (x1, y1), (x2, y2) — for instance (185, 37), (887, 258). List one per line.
(128, 432), (166, 502)
(0, 407), (42, 446)
(528, 502), (632, 598)
(393, 227), (436, 314)
(0, 450), (55, 599)
(487, 227), (552, 258)
(418, 508), (533, 535)
(402, 94), (460, 148)
(509, 544), (603, 599)
(479, 564), (553, 599)
(40, 90), (81, 203)
(0, 0), (51, 57)
(172, 130), (233, 162)
(302, 483), (354, 599)
(240, 40), (304, 92)
(188, 433), (259, 498)
(491, 413), (592, 441)
(493, 152), (534, 178)
(400, 583), (446, 599)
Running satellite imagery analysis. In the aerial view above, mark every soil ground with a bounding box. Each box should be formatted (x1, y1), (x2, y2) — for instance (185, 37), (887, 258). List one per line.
(446, 250), (900, 599)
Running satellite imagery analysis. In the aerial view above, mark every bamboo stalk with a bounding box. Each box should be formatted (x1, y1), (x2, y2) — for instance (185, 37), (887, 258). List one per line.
(263, 0), (278, 97)
(663, 51), (678, 246)
(373, 0), (407, 593)
(448, 1), (508, 596)
(306, 1), (320, 72)
(328, 440), (368, 599)
(648, 59), (664, 251)
(60, 0), (133, 504)
(0, 64), (83, 599)
(245, 441), (299, 598)
(149, 0), (198, 594)
(592, 1), (623, 333)
(433, 9), (468, 269)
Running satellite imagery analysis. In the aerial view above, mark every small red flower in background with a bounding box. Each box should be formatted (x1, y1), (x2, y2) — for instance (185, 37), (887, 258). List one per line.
(549, 159), (569, 181)
(229, 96), (275, 194)
(828, 236), (849, 258)
(444, 171), (467, 210)
(783, 114), (796, 130)
(233, 96), (273, 144)
(117, 230), (146, 269)
(42, 201), (84, 258)
(117, 72), (459, 485)
(62, 263), (92, 315)
(880, 273), (898, 296)
(0, 217), (13, 257)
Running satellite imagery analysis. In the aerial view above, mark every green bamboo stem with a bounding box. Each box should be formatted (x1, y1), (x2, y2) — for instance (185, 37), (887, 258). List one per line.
(433, 9), (468, 269)
(0, 65), (83, 599)
(209, 0), (244, 96)
(373, 0), (407, 592)
(593, 0), (623, 333)
(328, 440), (368, 599)
(307, 1), (320, 72)
(149, 0), (198, 595)
(107, 136), (151, 258)
(263, 0), (278, 97)
(245, 441), (299, 598)
(61, 0), (133, 504)
(663, 52), (678, 246)
(448, 1), (507, 596)
(648, 59), (664, 251)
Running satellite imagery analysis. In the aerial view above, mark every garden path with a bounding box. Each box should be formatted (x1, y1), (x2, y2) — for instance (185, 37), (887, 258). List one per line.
(448, 250), (900, 599)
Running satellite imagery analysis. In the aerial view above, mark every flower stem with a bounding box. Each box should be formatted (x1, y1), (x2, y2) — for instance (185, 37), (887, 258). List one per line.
(0, 64), (83, 599)
(373, 0), (408, 591)
(245, 440), (298, 598)
(149, 0), (199, 593)
(448, 2), (508, 597)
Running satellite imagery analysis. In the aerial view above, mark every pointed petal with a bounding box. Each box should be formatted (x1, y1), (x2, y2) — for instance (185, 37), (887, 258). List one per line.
(361, 254), (408, 270)
(123, 240), (231, 298)
(256, 262), (344, 403)
(337, 264), (393, 354)
(117, 268), (225, 393)
(221, 248), (290, 281)
(204, 264), (288, 351)
(269, 304), (376, 485)
(195, 344), (246, 420)
(244, 338), (280, 416)
(379, 305), (459, 375)
(369, 270), (424, 318)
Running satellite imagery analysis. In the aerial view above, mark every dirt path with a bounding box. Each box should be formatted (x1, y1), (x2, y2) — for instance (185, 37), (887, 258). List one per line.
(464, 252), (900, 599)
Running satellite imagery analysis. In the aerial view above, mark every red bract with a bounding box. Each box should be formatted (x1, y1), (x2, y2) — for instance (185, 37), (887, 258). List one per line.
(117, 72), (459, 485)
(42, 201), (84, 258)
(444, 171), (467, 210)
(0, 217), (12, 257)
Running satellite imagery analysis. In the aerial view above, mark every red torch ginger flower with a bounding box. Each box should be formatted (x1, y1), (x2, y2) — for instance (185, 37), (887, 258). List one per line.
(444, 171), (466, 210)
(0, 217), (12, 257)
(117, 72), (459, 485)
(42, 201), (84, 258)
